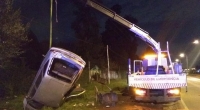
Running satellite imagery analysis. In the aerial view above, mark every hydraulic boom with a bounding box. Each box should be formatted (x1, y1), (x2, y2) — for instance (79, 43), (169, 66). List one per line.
(84, 0), (160, 53)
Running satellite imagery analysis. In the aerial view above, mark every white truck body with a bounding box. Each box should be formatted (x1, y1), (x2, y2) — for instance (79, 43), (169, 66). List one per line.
(128, 74), (186, 89)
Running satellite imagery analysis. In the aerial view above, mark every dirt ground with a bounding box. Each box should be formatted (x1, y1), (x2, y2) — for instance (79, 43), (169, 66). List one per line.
(93, 94), (184, 110)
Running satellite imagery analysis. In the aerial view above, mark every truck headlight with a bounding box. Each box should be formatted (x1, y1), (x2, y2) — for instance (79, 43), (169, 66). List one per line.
(167, 88), (180, 96)
(134, 88), (147, 96)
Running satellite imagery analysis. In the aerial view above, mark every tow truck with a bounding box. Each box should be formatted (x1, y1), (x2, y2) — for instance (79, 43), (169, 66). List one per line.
(83, 0), (187, 103)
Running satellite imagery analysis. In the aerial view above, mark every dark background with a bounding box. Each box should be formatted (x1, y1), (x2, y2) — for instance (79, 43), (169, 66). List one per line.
(13, 0), (200, 68)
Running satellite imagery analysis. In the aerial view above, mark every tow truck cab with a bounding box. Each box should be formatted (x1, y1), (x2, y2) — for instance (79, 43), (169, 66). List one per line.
(23, 47), (86, 110)
(129, 54), (181, 103)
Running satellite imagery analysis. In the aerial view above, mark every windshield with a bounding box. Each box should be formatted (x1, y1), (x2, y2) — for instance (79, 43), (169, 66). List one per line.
(49, 58), (79, 82)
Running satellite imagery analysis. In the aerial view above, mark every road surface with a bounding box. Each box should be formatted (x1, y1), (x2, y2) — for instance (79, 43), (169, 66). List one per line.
(180, 75), (200, 110)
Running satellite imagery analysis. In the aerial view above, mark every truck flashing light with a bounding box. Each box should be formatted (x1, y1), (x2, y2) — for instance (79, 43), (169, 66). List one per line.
(144, 54), (157, 59)
(134, 88), (147, 96)
(143, 54), (166, 59)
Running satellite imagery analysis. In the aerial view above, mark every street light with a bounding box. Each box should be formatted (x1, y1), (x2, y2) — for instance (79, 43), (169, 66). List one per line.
(175, 59), (179, 62)
(192, 39), (200, 69)
(193, 39), (199, 44)
(179, 53), (188, 92)
(179, 53), (188, 71)
(179, 53), (184, 58)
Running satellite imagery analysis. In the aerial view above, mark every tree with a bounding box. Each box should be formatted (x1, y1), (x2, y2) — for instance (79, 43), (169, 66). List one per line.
(21, 30), (43, 70)
(0, 0), (30, 96)
(101, 4), (139, 70)
(0, 0), (30, 68)
(71, 0), (106, 68)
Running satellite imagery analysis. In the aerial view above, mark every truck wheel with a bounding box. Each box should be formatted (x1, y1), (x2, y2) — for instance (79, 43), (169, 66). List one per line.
(129, 87), (135, 96)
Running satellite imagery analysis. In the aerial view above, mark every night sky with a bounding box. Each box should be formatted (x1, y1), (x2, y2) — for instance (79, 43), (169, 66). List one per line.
(14, 0), (200, 67)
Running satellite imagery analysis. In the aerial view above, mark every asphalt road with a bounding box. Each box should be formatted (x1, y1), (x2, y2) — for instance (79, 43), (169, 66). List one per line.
(180, 75), (200, 110)
(95, 74), (200, 110)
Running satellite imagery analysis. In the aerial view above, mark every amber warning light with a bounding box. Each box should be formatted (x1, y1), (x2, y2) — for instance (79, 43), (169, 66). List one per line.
(143, 54), (166, 59)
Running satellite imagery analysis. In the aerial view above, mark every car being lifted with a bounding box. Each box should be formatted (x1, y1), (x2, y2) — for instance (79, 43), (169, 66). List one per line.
(23, 47), (86, 110)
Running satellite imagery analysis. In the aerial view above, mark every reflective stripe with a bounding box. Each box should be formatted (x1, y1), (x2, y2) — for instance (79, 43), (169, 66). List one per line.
(129, 83), (187, 89)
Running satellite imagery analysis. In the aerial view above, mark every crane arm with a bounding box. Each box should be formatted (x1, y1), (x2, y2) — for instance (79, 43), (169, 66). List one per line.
(83, 0), (161, 53)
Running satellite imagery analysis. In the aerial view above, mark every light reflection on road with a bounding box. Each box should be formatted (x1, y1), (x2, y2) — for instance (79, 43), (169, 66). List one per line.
(181, 76), (200, 110)
(187, 76), (200, 82)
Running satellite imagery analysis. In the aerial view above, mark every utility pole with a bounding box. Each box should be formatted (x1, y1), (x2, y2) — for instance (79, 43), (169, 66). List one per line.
(107, 45), (110, 84)
(50, 0), (53, 48)
(186, 55), (188, 92)
(88, 61), (91, 83)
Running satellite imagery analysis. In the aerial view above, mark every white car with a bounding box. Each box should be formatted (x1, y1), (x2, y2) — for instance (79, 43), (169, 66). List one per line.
(23, 47), (86, 110)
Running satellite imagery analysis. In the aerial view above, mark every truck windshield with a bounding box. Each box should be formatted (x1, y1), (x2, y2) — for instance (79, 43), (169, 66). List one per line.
(49, 58), (79, 82)
(145, 66), (166, 75)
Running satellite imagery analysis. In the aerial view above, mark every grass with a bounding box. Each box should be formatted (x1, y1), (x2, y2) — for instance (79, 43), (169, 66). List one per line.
(0, 70), (128, 110)
(42, 76), (127, 110)
(0, 95), (24, 110)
